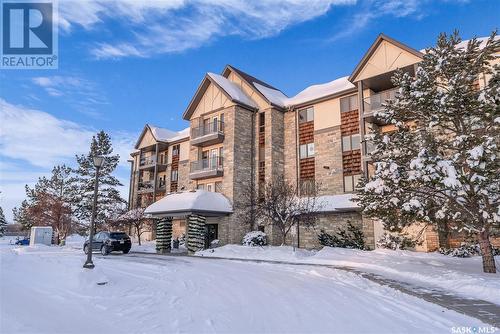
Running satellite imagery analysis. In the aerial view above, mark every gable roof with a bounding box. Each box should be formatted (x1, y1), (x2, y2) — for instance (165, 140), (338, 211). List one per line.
(183, 72), (258, 120)
(134, 124), (189, 149)
(349, 34), (423, 82)
(223, 65), (288, 108)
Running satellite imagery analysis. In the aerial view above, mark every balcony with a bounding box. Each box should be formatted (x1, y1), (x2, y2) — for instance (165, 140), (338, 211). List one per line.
(190, 121), (225, 147)
(137, 180), (167, 194)
(189, 157), (224, 180)
(139, 155), (167, 171)
(363, 88), (397, 124)
(137, 181), (154, 194)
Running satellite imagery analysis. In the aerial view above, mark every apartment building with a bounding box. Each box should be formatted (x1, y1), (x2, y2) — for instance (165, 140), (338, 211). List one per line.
(130, 33), (498, 251)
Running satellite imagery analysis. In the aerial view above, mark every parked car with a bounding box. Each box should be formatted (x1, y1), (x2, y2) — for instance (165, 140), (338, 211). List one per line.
(83, 231), (131, 255)
(14, 237), (30, 246)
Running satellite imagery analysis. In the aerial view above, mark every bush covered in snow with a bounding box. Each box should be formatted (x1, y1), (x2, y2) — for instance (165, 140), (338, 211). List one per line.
(318, 222), (366, 250)
(439, 243), (500, 258)
(377, 233), (416, 250)
(242, 231), (267, 247)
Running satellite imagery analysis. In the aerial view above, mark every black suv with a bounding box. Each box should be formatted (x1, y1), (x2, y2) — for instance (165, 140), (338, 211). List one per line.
(83, 231), (131, 255)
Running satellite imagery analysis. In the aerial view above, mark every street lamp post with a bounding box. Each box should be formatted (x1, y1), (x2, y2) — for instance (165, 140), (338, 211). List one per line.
(83, 155), (105, 269)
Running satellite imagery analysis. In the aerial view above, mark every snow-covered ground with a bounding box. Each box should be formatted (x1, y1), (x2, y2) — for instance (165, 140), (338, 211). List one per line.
(0, 239), (487, 333)
(197, 245), (500, 305)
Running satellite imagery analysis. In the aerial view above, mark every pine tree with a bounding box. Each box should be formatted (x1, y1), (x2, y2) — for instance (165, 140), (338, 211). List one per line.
(0, 206), (7, 237)
(357, 31), (500, 273)
(71, 131), (126, 230)
(12, 165), (76, 242)
(12, 199), (34, 231)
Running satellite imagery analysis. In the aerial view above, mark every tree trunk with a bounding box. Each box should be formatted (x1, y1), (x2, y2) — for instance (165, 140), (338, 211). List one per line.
(136, 225), (141, 246)
(478, 230), (496, 274)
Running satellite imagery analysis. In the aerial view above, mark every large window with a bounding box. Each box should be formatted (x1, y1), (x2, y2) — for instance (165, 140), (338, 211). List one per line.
(172, 144), (180, 156)
(259, 112), (265, 133)
(342, 134), (360, 152)
(344, 174), (362, 192)
(340, 95), (358, 113)
(171, 169), (178, 182)
(298, 107), (314, 123)
(300, 143), (315, 159)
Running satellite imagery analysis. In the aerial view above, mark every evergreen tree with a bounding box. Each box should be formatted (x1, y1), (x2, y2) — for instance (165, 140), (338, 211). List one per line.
(357, 31), (500, 273)
(0, 206), (7, 237)
(12, 199), (34, 231)
(12, 165), (76, 242)
(71, 131), (126, 229)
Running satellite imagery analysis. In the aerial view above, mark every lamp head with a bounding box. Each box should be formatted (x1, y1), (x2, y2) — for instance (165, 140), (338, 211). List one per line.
(92, 156), (104, 168)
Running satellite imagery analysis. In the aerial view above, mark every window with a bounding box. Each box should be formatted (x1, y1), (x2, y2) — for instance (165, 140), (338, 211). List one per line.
(300, 143), (315, 159)
(171, 169), (178, 182)
(207, 183), (213, 192)
(342, 134), (360, 152)
(197, 184), (205, 190)
(340, 95), (358, 112)
(300, 178), (315, 195)
(172, 144), (180, 156)
(259, 112), (265, 133)
(215, 182), (223, 193)
(344, 174), (362, 192)
(298, 107), (314, 123)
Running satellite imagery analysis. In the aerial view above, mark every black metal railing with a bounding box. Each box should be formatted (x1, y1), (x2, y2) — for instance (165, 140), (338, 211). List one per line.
(138, 180), (154, 190)
(191, 120), (224, 139)
(190, 156), (224, 173)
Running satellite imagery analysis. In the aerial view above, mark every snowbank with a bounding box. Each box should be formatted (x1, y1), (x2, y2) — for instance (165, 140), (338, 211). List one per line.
(197, 245), (500, 304)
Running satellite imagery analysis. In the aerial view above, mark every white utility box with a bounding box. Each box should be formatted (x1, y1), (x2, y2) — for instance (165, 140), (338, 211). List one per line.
(29, 227), (53, 246)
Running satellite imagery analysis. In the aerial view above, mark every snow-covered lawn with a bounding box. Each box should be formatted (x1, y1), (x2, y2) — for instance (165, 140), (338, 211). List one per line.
(0, 241), (487, 333)
(197, 245), (500, 305)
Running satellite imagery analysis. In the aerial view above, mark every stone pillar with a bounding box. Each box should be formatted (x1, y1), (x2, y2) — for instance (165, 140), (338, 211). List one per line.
(156, 217), (172, 254)
(187, 214), (206, 254)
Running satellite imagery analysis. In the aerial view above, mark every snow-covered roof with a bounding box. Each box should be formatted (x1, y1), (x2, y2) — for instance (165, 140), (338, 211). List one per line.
(149, 125), (189, 142)
(254, 82), (289, 108)
(149, 125), (177, 142)
(314, 193), (360, 213)
(286, 76), (356, 107)
(207, 72), (258, 109)
(164, 127), (190, 143)
(144, 190), (233, 217)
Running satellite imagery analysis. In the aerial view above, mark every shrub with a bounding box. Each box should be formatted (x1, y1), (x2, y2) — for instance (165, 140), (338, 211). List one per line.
(377, 232), (416, 250)
(317, 222), (366, 250)
(242, 231), (267, 247)
(439, 242), (500, 258)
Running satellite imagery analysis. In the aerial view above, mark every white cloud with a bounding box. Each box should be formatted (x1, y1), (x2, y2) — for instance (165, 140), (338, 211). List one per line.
(328, 0), (460, 41)
(58, 0), (354, 58)
(31, 75), (109, 117)
(0, 99), (135, 168)
(0, 99), (136, 222)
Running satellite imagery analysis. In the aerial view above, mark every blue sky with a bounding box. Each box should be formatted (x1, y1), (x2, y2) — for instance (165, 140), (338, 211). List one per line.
(1, 0), (499, 221)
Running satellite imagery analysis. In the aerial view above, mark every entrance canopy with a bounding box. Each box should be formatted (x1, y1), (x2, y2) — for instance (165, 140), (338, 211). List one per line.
(144, 190), (233, 218)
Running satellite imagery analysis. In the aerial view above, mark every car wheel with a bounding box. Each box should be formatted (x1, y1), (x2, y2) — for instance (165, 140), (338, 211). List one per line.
(100, 245), (109, 256)
(84, 244), (89, 254)
(123, 249), (130, 254)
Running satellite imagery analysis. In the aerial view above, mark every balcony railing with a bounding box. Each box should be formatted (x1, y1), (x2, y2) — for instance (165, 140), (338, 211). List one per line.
(190, 157), (224, 179)
(363, 88), (397, 113)
(139, 155), (167, 169)
(192, 120), (224, 139)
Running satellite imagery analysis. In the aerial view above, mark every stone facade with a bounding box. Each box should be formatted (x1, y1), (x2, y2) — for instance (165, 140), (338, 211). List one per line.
(314, 126), (344, 195)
